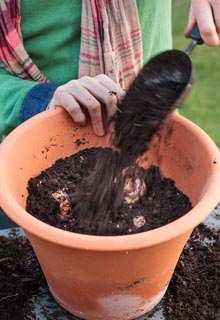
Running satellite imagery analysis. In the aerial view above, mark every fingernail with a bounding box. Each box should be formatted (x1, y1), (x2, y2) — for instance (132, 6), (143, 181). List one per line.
(80, 120), (86, 127)
(95, 125), (105, 136)
(108, 121), (115, 133)
(117, 90), (126, 103)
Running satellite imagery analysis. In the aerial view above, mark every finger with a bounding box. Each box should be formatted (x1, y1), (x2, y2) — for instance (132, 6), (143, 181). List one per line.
(95, 74), (126, 102)
(78, 76), (118, 119)
(211, 0), (220, 33)
(65, 81), (105, 136)
(192, 0), (219, 46)
(54, 90), (86, 125)
(184, 3), (197, 37)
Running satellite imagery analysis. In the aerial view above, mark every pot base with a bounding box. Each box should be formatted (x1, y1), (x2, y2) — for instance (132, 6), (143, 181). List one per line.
(49, 284), (168, 320)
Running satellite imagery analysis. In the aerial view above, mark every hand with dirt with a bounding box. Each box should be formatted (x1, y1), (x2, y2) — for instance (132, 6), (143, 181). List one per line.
(48, 74), (125, 136)
(185, 0), (220, 46)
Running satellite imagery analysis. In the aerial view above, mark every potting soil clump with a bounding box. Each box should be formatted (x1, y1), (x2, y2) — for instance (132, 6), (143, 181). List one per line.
(26, 147), (192, 236)
(163, 222), (220, 320)
(0, 230), (47, 320)
(1, 222), (220, 319)
(0, 229), (74, 320)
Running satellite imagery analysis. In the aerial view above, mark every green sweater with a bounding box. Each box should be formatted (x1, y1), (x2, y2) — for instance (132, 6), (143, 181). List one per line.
(0, 0), (172, 141)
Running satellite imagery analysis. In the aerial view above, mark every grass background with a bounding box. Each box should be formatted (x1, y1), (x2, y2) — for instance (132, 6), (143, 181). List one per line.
(172, 0), (220, 146)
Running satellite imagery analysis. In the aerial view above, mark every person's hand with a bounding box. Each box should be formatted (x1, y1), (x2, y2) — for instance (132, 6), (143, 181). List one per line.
(184, 0), (220, 46)
(49, 74), (125, 136)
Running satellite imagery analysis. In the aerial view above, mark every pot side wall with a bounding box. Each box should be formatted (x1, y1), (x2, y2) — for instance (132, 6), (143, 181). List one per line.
(26, 228), (192, 320)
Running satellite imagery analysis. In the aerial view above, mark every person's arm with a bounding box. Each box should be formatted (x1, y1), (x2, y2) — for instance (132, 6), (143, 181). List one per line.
(0, 67), (58, 141)
(185, 0), (220, 46)
(0, 67), (124, 141)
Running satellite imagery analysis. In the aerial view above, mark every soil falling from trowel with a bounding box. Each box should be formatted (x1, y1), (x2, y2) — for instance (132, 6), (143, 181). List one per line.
(113, 70), (188, 160)
(68, 58), (189, 234)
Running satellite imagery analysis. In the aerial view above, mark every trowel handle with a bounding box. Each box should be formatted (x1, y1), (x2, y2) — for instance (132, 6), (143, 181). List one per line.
(190, 24), (204, 44)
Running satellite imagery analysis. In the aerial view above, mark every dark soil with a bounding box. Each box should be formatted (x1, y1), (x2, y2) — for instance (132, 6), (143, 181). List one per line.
(163, 223), (220, 320)
(1, 222), (219, 319)
(0, 229), (74, 320)
(0, 229), (47, 320)
(26, 147), (192, 236)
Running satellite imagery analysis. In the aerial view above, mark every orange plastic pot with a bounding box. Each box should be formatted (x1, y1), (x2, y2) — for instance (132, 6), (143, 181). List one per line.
(0, 108), (220, 320)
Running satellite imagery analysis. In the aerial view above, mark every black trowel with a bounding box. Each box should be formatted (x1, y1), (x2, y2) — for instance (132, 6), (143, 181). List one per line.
(113, 25), (204, 160)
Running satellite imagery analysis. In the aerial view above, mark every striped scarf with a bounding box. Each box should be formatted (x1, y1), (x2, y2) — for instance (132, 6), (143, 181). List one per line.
(0, 0), (143, 89)
(0, 0), (48, 82)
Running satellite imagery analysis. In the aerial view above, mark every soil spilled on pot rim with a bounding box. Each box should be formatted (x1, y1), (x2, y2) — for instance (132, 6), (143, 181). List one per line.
(26, 147), (192, 236)
(1, 221), (219, 319)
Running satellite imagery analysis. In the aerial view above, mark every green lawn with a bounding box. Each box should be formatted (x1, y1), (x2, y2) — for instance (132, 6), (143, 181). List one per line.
(172, 0), (220, 146)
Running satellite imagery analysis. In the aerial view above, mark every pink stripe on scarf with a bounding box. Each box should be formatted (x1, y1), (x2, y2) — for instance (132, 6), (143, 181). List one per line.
(5, 29), (21, 47)
(0, 46), (14, 61)
(24, 61), (35, 72)
(0, 0), (48, 82)
(80, 52), (100, 61)
(81, 27), (97, 37)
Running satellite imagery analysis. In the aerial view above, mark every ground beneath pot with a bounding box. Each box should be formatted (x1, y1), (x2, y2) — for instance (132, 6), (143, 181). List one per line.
(1, 205), (220, 320)
(26, 147), (192, 236)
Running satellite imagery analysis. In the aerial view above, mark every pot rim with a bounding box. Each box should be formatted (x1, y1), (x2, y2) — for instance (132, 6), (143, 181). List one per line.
(0, 109), (220, 251)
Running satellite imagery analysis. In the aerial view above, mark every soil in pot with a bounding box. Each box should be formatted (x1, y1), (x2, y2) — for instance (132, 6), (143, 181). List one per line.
(26, 147), (192, 236)
(1, 221), (219, 319)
